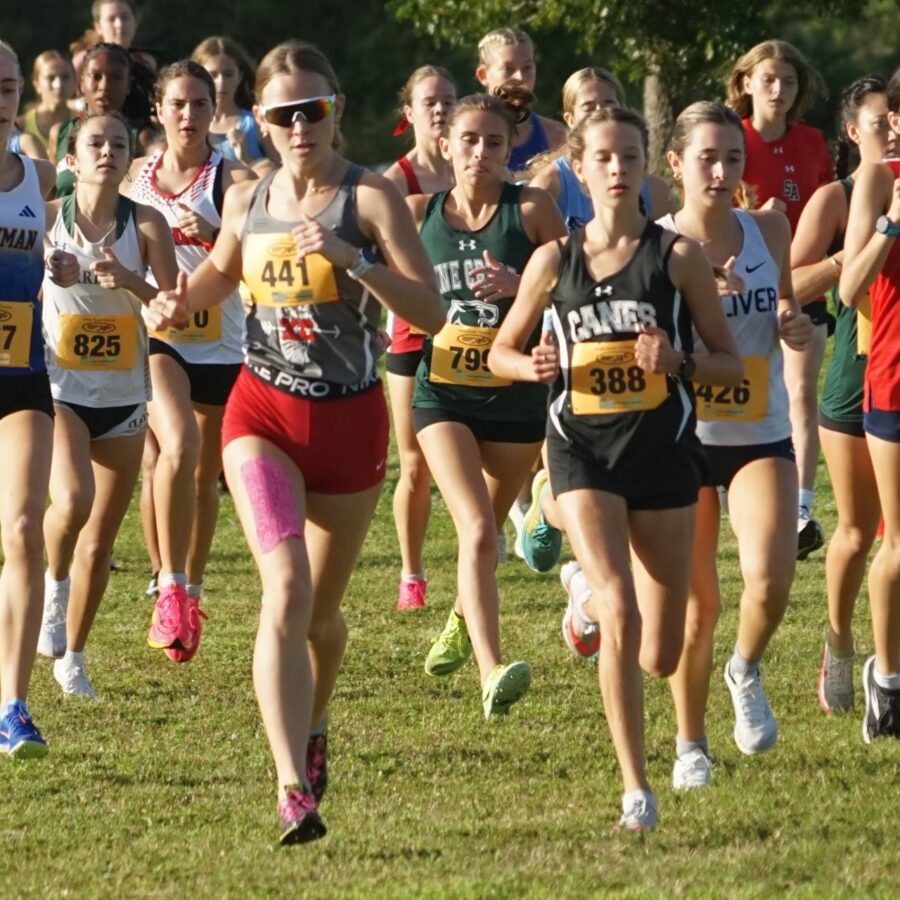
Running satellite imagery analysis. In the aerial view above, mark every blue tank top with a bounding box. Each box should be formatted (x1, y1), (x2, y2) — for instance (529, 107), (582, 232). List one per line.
(508, 114), (549, 172)
(209, 109), (264, 163)
(0, 154), (46, 375)
(553, 157), (653, 231)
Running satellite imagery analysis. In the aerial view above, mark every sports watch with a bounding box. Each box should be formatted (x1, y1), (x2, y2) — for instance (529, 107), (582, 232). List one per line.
(677, 350), (696, 381)
(875, 215), (900, 238)
(347, 247), (377, 280)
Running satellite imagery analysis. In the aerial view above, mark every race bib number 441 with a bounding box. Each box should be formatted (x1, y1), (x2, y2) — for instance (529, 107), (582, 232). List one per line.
(428, 324), (510, 388)
(243, 234), (338, 307)
(570, 339), (666, 416)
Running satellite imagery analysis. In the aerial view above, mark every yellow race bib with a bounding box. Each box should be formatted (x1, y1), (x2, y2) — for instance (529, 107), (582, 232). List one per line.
(0, 302), (33, 368)
(695, 355), (768, 421)
(243, 234), (338, 307)
(151, 307), (221, 344)
(56, 314), (137, 371)
(570, 340), (667, 416)
(857, 294), (872, 356)
(428, 324), (510, 388)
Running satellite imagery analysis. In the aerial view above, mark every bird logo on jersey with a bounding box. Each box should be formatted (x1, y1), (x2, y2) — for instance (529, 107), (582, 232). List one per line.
(447, 298), (499, 327)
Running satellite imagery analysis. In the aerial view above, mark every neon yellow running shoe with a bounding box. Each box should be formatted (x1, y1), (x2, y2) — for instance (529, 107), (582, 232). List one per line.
(425, 609), (472, 676)
(482, 661), (532, 718)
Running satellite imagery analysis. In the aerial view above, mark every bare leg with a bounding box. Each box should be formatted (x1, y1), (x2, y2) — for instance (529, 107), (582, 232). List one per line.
(139, 428), (162, 580)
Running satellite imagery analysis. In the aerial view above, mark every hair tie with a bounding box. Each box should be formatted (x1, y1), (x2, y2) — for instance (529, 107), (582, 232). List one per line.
(392, 118), (410, 136)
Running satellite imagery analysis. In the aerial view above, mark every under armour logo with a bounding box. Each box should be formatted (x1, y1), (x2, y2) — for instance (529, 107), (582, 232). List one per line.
(773, 147), (784, 155)
(19, 205), (36, 218)
(458, 239), (476, 251)
(785, 165), (795, 173)
(594, 284), (614, 297)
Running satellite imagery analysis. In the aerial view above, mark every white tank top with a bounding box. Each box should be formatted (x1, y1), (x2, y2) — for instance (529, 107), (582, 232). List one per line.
(130, 149), (244, 364)
(658, 209), (790, 446)
(43, 197), (150, 407)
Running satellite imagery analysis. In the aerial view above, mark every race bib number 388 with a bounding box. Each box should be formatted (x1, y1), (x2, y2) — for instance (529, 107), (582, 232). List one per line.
(243, 234), (338, 307)
(570, 339), (666, 416)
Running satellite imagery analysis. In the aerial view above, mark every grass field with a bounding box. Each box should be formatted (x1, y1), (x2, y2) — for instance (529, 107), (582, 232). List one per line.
(3, 420), (897, 898)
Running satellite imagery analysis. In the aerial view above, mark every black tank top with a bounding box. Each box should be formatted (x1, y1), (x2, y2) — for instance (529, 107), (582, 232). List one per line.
(547, 221), (696, 469)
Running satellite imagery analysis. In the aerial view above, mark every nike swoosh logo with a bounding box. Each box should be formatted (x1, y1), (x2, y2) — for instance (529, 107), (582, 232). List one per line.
(746, 262), (766, 273)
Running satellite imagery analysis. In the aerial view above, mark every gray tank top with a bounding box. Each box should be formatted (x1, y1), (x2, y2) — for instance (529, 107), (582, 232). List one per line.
(240, 164), (381, 399)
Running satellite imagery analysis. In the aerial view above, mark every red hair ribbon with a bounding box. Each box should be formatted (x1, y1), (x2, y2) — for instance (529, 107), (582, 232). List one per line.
(392, 117), (411, 136)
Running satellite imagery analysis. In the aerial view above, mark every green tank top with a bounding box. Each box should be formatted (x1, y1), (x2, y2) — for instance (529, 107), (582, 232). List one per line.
(820, 177), (865, 424)
(412, 182), (547, 421)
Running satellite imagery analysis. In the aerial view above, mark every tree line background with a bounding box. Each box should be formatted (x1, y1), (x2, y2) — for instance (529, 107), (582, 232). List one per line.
(2, 0), (897, 169)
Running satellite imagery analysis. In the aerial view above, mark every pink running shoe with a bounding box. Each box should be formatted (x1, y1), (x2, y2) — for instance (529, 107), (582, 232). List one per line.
(395, 577), (426, 611)
(306, 731), (328, 803)
(164, 596), (208, 663)
(147, 583), (189, 650)
(278, 786), (326, 845)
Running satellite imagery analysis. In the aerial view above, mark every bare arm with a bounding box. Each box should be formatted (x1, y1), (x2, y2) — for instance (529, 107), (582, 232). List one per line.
(137, 205), (178, 295)
(529, 161), (561, 203)
(840, 163), (900, 307)
(489, 239), (562, 383)
(790, 182), (845, 305)
(519, 185), (567, 245)
(663, 238), (743, 386)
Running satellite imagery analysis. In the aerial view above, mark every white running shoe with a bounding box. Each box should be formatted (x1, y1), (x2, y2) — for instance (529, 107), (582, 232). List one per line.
(724, 662), (778, 755)
(560, 562), (600, 659)
(53, 657), (97, 700)
(818, 642), (854, 714)
(672, 748), (713, 790)
(37, 573), (69, 659)
(617, 790), (656, 831)
(508, 501), (527, 560)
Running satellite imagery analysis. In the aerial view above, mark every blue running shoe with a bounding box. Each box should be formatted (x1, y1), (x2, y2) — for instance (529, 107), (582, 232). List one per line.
(0, 701), (48, 759)
(520, 470), (562, 573)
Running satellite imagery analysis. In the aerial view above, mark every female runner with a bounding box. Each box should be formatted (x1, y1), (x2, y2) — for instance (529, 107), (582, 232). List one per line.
(409, 93), (565, 716)
(19, 51), (74, 152)
(659, 102), (811, 787)
(475, 27), (566, 173)
(126, 60), (255, 662)
(839, 67), (900, 743)
(146, 40), (444, 844)
(49, 42), (156, 198)
(791, 76), (895, 713)
(382, 64), (456, 610)
(530, 66), (674, 227)
(0, 40), (56, 757)
(490, 106), (741, 829)
(726, 39), (831, 557)
(37, 111), (176, 696)
(192, 37), (272, 169)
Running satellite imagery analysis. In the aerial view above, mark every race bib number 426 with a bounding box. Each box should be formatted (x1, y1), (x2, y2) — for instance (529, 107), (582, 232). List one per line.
(695, 355), (768, 421)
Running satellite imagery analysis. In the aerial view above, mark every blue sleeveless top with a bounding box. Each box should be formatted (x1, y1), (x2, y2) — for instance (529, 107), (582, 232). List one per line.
(508, 114), (549, 172)
(553, 156), (652, 231)
(209, 109), (264, 163)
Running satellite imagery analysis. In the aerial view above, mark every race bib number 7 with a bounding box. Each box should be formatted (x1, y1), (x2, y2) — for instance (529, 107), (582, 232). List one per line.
(570, 339), (666, 416)
(243, 234), (338, 307)
(0, 302), (32, 368)
(428, 324), (510, 388)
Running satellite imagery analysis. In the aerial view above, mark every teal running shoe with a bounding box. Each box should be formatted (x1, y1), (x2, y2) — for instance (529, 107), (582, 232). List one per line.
(520, 470), (562, 573)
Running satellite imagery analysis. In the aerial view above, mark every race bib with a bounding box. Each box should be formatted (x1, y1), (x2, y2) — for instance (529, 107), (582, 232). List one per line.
(56, 314), (137, 371)
(151, 307), (221, 344)
(570, 340), (666, 415)
(695, 355), (768, 421)
(428, 324), (510, 388)
(243, 234), (338, 307)
(0, 302), (32, 368)
(856, 294), (871, 356)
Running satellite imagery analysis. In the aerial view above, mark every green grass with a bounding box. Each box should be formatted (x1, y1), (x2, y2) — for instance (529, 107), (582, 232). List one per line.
(4, 429), (896, 898)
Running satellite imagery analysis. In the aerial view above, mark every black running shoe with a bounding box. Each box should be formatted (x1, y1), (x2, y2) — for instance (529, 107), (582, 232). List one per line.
(861, 655), (900, 743)
(797, 514), (824, 561)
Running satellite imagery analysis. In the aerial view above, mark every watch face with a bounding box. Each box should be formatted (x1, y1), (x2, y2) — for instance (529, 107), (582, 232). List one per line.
(877, 215), (900, 236)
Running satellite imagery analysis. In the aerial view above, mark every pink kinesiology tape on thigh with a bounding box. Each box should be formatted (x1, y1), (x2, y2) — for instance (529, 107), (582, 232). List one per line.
(240, 457), (303, 553)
